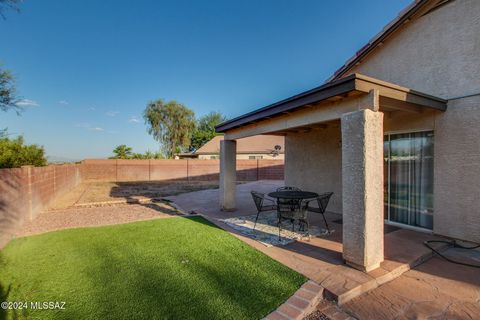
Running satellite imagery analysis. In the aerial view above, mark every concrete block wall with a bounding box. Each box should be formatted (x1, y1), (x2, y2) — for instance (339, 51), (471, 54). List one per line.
(0, 168), (28, 248)
(258, 159), (288, 181)
(0, 159), (283, 249)
(117, 160), (150, 182)
(81, 159), (284, 182)
(30, 166), (56, 214)
(188, 160), (219, 181)
(150, 160), (188, 181)
(81, 159), (116, 181)
(0, 164), (82, 248)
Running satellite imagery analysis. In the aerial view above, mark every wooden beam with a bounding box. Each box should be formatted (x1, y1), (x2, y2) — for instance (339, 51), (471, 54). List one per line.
(355, 75), (447, 111)
(224, 95), (369, 140)
(379, 96), (423, 113)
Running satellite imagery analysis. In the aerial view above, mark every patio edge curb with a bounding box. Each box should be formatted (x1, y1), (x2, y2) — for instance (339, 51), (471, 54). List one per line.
(264, 280), (323, 320)
(321, 241), (452, 305)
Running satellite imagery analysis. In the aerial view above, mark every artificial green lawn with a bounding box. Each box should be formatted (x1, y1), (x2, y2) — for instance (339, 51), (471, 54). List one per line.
(0, 216), (305, 320)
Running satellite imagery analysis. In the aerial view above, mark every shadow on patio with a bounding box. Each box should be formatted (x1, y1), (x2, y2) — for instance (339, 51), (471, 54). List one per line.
(166, 180), (467, 305)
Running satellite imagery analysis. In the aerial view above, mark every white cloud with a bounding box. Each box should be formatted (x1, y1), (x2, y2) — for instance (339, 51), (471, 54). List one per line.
(16, 99), (39, 107)
(106, 111), (119, 117)
(129, 116), (140, 123)
(59, 100), (69, 106)
(75, 123), (105, 132)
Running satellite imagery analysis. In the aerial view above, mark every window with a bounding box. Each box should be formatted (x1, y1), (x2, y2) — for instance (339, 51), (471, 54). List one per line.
(384, 131), (434, 230)
(248, 155), (263, 160)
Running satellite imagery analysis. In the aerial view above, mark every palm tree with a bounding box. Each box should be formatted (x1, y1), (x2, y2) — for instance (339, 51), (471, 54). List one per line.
(111, 145), (133, 159)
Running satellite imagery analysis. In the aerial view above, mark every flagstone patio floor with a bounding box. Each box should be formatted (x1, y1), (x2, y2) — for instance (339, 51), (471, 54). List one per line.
(166, 181), (451, 306)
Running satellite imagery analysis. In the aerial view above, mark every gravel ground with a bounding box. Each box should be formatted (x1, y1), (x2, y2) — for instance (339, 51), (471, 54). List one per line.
(77, 181), (219, 204)
(304, 310), (329, 320)
(17, 201), (181, 237)
(15, 181), (221, 238)
(49, 181), (221, 210)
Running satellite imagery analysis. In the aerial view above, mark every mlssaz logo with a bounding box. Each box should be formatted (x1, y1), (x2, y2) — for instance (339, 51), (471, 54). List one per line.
(30, 301), (66, 310)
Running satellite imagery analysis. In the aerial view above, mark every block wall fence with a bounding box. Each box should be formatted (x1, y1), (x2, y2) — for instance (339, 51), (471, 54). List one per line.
(81, 159), (284, 182)
(0, 164), (82, 248)
(0, 159), (284, 248)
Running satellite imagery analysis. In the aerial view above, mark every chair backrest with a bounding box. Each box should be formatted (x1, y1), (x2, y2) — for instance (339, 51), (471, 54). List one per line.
(250, 191), (265, 211)
(316, 192), (334, 213)
(276, 186), (301, 192)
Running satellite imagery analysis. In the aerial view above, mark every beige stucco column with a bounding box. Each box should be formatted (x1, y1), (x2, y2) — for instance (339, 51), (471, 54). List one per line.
(219, 139), (237, 211)
(341, 108), (384, 272)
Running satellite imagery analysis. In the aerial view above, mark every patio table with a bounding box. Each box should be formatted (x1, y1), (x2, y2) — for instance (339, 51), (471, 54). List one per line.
(268, 190), (319, 237)
(267, 191), (318, 201)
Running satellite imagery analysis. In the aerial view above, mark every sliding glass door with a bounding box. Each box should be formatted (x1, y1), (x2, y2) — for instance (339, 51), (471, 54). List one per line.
(384, 131), (434, 230)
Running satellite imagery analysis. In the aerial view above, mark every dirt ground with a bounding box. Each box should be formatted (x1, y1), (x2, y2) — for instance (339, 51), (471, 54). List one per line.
(17, 181), (220, 237)
(51, 180), (220, 209)
(18, 202), (181, 237)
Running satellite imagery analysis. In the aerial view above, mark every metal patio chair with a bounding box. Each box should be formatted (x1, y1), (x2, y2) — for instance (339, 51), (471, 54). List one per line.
(304, 192), (333, 233)
(250, 191), (276, 230)
(277, 198), (308, 239)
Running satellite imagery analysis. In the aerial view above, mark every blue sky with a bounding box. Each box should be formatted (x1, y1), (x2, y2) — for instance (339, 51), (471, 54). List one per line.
(0, 0), (410, 160)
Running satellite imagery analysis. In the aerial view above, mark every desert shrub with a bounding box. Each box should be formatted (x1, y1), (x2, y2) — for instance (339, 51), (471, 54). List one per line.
(0, 136), (47, 168)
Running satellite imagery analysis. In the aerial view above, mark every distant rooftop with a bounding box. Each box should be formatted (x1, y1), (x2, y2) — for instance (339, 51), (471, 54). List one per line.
(196, 135), (284, 155)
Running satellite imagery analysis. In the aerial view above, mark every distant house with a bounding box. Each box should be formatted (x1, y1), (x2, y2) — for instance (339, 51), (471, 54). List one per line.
(177, 135), (284, 160)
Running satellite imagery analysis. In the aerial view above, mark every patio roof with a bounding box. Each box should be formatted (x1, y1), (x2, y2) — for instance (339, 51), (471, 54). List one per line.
(216, 73), (447, 133)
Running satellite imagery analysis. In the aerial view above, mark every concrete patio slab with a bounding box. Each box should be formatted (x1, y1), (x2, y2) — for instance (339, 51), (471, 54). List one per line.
(342, 248), (480, 319)
(167, 181), (451, 305)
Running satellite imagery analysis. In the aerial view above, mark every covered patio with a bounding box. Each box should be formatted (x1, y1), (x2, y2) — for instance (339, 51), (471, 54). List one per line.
(167, 180), (448, 304)
(215, 73), (447, 273)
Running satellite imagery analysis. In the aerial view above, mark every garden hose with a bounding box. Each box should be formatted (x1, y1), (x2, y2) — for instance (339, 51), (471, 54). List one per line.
(423, 239), (480, 269)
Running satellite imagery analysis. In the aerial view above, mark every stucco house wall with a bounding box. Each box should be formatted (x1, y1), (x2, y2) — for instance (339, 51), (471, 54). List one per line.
(285, 0), (480, 242)
(335, 0), (479, 242)
(285, 110), (439, 216)
(285, 125), (343, 213)
(347, 0), (480, 99)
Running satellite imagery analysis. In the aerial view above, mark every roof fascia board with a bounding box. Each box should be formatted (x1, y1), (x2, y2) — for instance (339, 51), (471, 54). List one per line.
(216, 73), (447, 133)
(216, 75), (357, 132)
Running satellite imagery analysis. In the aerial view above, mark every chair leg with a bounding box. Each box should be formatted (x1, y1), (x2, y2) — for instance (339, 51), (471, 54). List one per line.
(278, 218), (282, 240)
(300, 219), (309, 232)
(278, 221), (282, 241)
(254, 211), (260, 230)
(321, 212), (330, 233)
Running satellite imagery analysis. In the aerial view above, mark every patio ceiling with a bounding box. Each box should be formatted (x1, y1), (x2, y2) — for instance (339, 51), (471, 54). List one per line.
(216, 73), (447, 138)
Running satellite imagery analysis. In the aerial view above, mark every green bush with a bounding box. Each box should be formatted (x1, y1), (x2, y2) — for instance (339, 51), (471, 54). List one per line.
(0, 136), (47, 168)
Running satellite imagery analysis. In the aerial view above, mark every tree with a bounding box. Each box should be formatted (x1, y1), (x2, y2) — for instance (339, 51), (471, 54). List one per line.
(190, 111), (227, 151)
(0, 0), (21, 19)
(143, 99), (196, 158)
(0, 66), (20, 114)
(0, 136), (47, 168)
(111, 144), (133, 159)
(142, 150), (154, 159)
